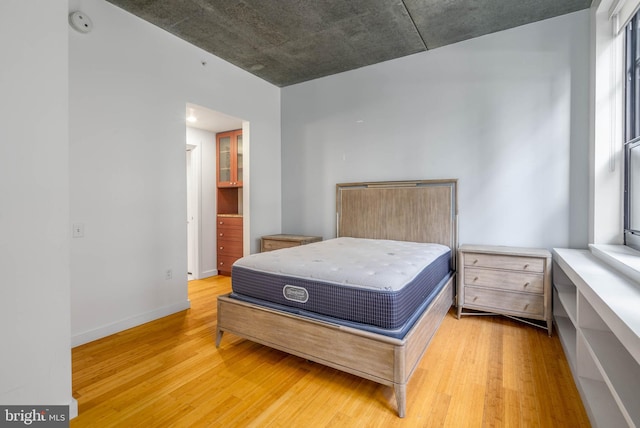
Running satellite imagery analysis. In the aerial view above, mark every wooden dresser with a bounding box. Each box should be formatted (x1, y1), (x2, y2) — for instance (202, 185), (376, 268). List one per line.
(260, 234), (322, 252)
(457, 244), (552, 335)
(217, 215), (242, 276)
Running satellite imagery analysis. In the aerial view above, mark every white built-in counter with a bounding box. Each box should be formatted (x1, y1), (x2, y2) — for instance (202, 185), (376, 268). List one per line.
(553, 245), (640, 428)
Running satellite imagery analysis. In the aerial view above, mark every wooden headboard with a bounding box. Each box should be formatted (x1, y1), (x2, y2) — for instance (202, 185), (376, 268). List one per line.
(336, 179), (458, 252)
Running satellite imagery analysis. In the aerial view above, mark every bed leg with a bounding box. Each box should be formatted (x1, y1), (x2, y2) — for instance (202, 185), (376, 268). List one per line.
(215, 328), (223, 348)
(395, 384), (406, 418)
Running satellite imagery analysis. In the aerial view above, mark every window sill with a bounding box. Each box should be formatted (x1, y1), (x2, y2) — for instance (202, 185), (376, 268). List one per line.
(590, 244), (640, 286)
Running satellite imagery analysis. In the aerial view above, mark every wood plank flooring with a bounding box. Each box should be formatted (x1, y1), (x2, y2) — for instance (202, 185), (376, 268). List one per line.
(70, 276), (590, 427)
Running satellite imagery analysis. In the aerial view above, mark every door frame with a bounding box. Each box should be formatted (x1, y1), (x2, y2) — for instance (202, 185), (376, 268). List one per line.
(186, 143), (200, 280)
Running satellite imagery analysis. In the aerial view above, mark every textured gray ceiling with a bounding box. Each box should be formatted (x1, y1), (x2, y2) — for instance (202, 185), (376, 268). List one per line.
(105, 0), (591, 87)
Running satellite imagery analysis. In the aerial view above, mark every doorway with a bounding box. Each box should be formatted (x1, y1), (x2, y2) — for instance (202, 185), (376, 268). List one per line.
(185, 103), (247, 279)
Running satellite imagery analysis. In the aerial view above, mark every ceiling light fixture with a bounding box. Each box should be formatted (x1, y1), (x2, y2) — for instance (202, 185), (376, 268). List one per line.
(186, 109), (197, 123)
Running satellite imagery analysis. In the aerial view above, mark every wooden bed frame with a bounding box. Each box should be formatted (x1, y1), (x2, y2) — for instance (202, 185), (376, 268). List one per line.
(215, 179), (458, 417)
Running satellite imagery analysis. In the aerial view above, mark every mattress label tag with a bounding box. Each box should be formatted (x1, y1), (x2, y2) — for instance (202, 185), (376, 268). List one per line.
(283, 285), (308, 303)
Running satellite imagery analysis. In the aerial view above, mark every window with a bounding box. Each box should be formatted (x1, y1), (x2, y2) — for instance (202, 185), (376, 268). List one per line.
(625, 11), (640, 249)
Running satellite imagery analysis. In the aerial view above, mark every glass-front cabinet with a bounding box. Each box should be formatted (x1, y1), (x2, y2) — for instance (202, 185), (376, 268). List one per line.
(216, 129), (243, 188)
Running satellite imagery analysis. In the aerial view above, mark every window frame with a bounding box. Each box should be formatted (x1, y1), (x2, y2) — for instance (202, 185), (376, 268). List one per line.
(624, 11), (640, 249)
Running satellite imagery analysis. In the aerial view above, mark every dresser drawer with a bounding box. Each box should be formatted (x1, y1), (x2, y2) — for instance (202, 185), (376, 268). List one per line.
(217, 239), (242, 257)
(464, 267), (544, 294)
(217, 216), (242, 228)
(217, 228), (242, 240)
(260, 235), (322, 252)
(218, 255), (240, 272)
(464, 252), (544, 273)
(262, 239), (298, 251)
(464, 287), (544, 317)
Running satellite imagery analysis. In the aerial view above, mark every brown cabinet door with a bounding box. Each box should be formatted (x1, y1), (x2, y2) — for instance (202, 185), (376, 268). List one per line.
(216, 129), (242, 188)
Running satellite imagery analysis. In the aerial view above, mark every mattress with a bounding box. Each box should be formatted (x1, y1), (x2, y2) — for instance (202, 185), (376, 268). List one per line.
(231, 237), (452, 329)
(229, 272), (453, 339)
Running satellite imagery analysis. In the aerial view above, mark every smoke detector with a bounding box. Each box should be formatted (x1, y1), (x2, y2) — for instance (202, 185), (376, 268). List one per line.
(69, 11), (93, 34)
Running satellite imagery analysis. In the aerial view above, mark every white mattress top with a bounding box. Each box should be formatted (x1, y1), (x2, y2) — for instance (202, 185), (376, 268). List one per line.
(233, 237), (450, 291)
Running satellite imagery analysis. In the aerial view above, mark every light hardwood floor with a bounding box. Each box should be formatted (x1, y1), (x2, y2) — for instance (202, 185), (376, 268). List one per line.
(71, 276), (590, 427)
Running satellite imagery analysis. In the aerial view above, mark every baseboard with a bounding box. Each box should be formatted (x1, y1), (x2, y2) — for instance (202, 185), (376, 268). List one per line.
(69, 398), (78, 419)
(200, 269), (218, 278)
(71, 300), (191, 347)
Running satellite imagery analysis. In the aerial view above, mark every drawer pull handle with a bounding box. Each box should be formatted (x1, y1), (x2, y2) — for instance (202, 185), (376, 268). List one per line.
(219, 221), (223, 225)
(473, 296), (478, 302)
(473, 277), (479, 282)
(219, 233), (224, 237)
(524, 264), (529, 269)
(473, 259), (478, 264)
(524, 304), (529, 310)
(523, 282), (530, 287)
(219, 246), (224, 250)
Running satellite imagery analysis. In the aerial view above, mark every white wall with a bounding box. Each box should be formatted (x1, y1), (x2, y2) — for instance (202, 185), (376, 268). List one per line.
(0, 0), (74, 411)
(69, 0), (281, 345)
(186, 126), (217, 278)
(281, 11), (590, 250)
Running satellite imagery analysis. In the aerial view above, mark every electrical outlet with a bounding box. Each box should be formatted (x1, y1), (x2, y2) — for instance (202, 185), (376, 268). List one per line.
(165, 269), (172, 280)
(72, 223), (84, 238)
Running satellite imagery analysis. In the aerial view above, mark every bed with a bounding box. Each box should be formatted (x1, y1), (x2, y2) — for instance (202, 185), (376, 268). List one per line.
(215, 179), (458, 417)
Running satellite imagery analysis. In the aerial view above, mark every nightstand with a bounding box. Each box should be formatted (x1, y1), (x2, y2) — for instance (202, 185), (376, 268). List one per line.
(457, 244), (552, 335)
(260, 234), (322, 252)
